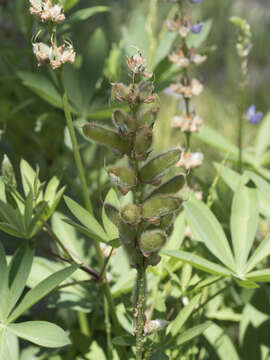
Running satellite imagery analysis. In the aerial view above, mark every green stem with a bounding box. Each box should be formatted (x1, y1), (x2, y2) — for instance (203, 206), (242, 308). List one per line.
(135, 262), (146, 360)
(57, 69), (93, 214)
(238, 87), (245, 173)
(77, 312), (91, 337)
(104, 297), (113, 360)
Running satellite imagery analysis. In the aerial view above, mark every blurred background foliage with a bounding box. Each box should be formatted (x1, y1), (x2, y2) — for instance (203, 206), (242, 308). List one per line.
(1, 1), (270, 358)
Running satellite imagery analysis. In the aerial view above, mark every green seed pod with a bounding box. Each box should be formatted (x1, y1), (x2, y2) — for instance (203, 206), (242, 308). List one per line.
(140, 148), (181, 185)
(134, 126), (153, 161)
(146, 253), (161, 267)
(107, 166), (137, 195)
(112, 109), (135, 133)
(120, 204), (142, 227)
(83, 123), (132, 156)
(1, 155), (17, 191)
(139, 229), (167, 256)
(159, 213), (175, 230)
(142, 195), (181, 225)
(148, 175), (185, 198)
(104, 203), (136, 243)
(137, 106), (159, 128)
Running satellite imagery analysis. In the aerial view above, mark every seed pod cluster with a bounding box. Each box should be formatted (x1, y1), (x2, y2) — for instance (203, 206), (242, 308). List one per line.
(84, 51), (185, 267)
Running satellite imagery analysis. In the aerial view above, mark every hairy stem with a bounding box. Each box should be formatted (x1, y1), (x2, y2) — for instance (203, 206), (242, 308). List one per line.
(135, 261), (146, 360)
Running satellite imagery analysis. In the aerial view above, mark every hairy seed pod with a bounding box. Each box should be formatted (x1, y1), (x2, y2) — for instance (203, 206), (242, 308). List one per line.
(107, 166), (137, 195)
(83, 123), (132, 156)
(146, 253), (161, 267)
(134, 126), (153, 161)
(112, 109), (135, 133)
(112, 83), (130, 102)
(148, 174), (185, 198)
(104, 203), (136, 243)
(120, 204), (142, 227)
(139, 230), (167, 256)
(138, 81), (155, 104)
(142, 195), (181, 224)
(140, 148), (182, 184)
(137, 106), (159, 128)
(159, 213), (175, 230)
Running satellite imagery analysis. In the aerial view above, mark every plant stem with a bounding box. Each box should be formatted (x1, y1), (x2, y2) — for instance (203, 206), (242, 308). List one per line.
(77, 311), (91, 337)
(104, 297), (113, 360)
(238, 86), (245, 173)
(135, 261), (146, 360)
(57, 69), (93, 214)
(56, 70), (125, 354)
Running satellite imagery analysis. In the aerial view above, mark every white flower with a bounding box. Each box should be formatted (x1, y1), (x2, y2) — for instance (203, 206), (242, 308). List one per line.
(171, 113), (203, 133)
(176, 151), (204, 169)
(32, 42), (50, 66)
(29, 0), (65, 23)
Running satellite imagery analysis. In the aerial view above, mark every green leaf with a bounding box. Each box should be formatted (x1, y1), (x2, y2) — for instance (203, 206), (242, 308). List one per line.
(203, 323), (239, 360)
(0, 177), (6, 202)
(0, 200), (24, 234)
(8, 265), (78, 323)
(245, 171), (270, 203)
(64, 196), (108, 242)
(24, 191), (34, 231)
(68, 6), (109, 23)
(255, 111), (270, 157)
(0, 223), (24, 238)
(112, 335), (135, 346)
(44, 176), (60, 206)
(102, 189), (119, 240)
(153, 31), (177, 68)
(0, 329), (19, 360)
(27, 201), (48, 238)
(0, 242), (8, 320)
(214, 163), (241, 192)
(245, 236), (270, 273)
(8, 321), (71, 348)
(175, 321), (212, 347)
(246, 269), (270, 282)
(17, 71), (62, 108)
(230, 185), (259, 273)
(6, 243), (34, 317)
(20, 160), (39, 198)
(168, 294), (201, 337)
(184, 198), (235, 270)
(162, 250), (231, 277)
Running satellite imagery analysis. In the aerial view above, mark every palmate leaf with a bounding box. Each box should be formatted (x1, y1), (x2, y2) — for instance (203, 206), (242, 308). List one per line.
(184, 197), (235, 271)
(0, 329), (19, 360)
(7, 321), (71, 348)
(245, 236), (270, 273)
(162, 250), (231, 277)
(230, 185), (259, 273)
(8, 264), (78, 323)
(246, 269), (270, 282)
(64, 196), (108, 242)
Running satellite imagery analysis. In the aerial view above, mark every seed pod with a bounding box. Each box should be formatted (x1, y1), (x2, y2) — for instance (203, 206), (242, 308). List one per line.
(112, 109), (135, 133)
(83, 123), (132, 156)
(146, 253), (161, 267)
(159, 213), (175, 230)
(137, 106), (159, 128)
(134, 126), (153, 161)
(138, 81), (155, 104)
(104, 203), (136, 243)
(139, 229), (167, 256)
(140, 148), (182, 185)
(148, 175), (185, 198)
(144, 319), (169, 334)
(107, 166), (137, 195)
(142, 195), (181, 224)
(120, 204), (141, 227)
(112, 83), (130, 103)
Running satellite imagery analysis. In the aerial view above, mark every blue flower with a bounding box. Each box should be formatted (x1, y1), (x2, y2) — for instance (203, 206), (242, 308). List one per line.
(191, 23), (203, 34)
(246, 105), (263, 124)
(191, 0), (203, 4)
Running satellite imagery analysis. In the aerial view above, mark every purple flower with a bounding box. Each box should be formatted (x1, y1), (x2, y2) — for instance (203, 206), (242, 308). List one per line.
(191, 0), (203, 4)
(191, 23), (204, 34)
(246, 105), (263, 124)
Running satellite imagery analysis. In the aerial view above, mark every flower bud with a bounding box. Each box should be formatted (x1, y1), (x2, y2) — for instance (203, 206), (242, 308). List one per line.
(1, 155), (17, 191)
(120, 204), (142, 227)
(107, 166), (137, 195)
(144, 319), (169, 334)
(142, 195), (181, 225)
(83, 123), (132, 156)
(134, 126), (153, 161)
(139, 230), (167, 256)
(140, 148), (182, 185)
(112, 109), (135, 133)
(148, 175), (185, 198)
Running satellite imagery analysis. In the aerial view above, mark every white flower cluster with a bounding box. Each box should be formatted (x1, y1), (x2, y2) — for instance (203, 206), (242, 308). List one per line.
(29, 0), (65, 23)
(33, 41), (76, 69)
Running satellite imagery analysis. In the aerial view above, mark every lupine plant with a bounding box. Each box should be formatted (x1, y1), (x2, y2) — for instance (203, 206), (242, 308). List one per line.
(1, 0), (270, 359)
